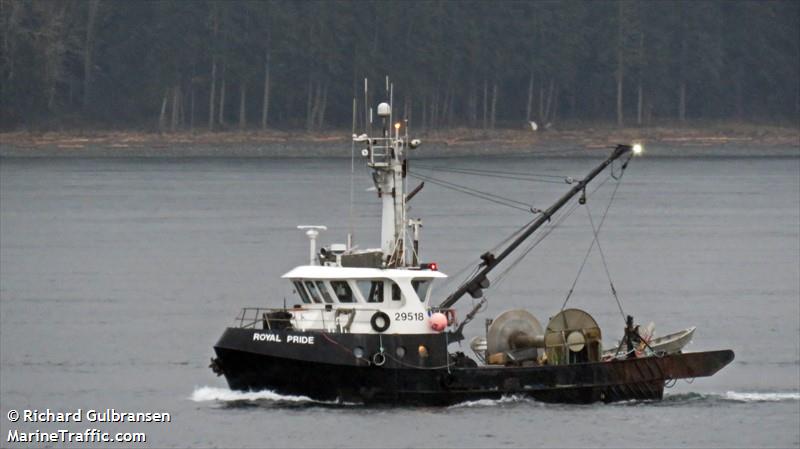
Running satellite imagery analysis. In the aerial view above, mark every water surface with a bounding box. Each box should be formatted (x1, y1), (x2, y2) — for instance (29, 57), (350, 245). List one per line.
(1, 151), (798, 448)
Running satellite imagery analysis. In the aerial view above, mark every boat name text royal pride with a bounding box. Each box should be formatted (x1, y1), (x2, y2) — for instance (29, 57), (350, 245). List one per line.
(253, 333), (315, 344)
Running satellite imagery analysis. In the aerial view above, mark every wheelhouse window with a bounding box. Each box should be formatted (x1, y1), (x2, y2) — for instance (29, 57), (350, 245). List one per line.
(304, 281), (323, 303)
(330, 281), (355, 303)
(293, 281), (311, 304)
(391, 282), (403, 301)
(412, 279), (432, 302)
(357, 280), (384, 303)
(315, 281), (334, 303)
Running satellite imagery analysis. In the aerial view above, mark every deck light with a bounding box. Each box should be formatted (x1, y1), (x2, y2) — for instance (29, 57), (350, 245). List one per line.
(420, 262), (438, 271)
(632, 143), (643, 155)
(394, 122), (401, 130)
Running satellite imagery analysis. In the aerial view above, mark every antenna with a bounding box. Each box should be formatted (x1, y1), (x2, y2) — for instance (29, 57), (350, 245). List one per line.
(389, 82), (394, 135)
(349, 96), (356, 250)
(351, 80), (424, 267)
(297, 225), (327, 265)
(363, 78), (368, 134)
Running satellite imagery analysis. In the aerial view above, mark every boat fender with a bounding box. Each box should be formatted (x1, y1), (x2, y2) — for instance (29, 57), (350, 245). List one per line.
(429, 312), (448, 331)
(370, 311), (391, 332)
(372, 352), (386, 366)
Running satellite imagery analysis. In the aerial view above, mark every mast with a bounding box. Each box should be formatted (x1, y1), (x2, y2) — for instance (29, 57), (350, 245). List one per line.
(354, 78), (421, 267)
(439, 144), (637, 309)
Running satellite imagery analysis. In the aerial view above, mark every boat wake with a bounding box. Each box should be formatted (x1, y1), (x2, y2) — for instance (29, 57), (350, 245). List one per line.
(448, 396), (540, 409)
(710, 391), (798, 403)
(191, 386), (798, 409)
(449, 391), (800, 409)
(190, 386), (347, 406)
(652, 390), (800, 405)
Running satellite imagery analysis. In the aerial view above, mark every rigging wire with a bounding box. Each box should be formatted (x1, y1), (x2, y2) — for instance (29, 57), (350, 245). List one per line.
(442, 264), (481, 292)
(407, 162), (541, 289)
(412, 164), (570, 184)
(581, 170), (627, 317)
(523, 147), (619, 157)
(414, 163), (567, 179)
(559, 165), (627, 318)
(492, 173), (616, 289)
(585, 197), (626, 319)
(440, 216), (538, 291)
(419, 155), (628, 310)
(440, 172), (615, 301)
(493, 199), (582, 288)
(408, 171), (536, 212)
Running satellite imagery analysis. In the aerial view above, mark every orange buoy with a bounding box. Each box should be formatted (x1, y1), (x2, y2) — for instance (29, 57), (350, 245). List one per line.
(429, 312), (448, 331)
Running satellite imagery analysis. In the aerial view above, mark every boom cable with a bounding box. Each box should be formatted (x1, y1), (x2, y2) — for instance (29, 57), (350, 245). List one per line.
(408, 171), (536, 212)
(412, 164), (571, 184)
(492, 197), (582, 288)
(419, 152), (630, 310)
(559, 165), (627, 318)
(440, 216), (538, 291)
(491, 173), (616, 288)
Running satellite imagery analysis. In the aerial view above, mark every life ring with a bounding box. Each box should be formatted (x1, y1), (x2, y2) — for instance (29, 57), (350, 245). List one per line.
(370, 311), (390, 332)
(372, 352), (386, 366)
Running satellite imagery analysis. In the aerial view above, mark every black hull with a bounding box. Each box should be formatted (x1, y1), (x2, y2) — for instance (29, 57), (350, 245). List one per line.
(213, 328), (734, 405)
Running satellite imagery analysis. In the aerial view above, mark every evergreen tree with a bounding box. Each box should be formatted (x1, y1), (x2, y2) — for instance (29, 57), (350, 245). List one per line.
(0, 0), (797, 130)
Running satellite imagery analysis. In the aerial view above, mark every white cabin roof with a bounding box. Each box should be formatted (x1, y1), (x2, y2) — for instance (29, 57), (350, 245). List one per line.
(281, 265), (448, 280)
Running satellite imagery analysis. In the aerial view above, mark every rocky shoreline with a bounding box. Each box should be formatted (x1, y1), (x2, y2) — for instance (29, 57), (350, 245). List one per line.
(1, 124), (797, 158)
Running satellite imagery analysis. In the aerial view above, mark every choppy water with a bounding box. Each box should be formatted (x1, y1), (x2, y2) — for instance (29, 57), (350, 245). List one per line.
(1, 150), (798, 448)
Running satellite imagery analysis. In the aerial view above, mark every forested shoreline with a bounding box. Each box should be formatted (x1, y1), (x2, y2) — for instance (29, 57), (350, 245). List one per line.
(1, 0), (798, 134)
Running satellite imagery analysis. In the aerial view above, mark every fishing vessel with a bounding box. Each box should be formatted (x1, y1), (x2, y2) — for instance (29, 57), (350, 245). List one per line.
(210, 81), (733, 405)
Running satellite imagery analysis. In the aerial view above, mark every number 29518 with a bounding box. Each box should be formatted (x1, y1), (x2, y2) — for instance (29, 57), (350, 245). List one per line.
(394, 312), (424, 321)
